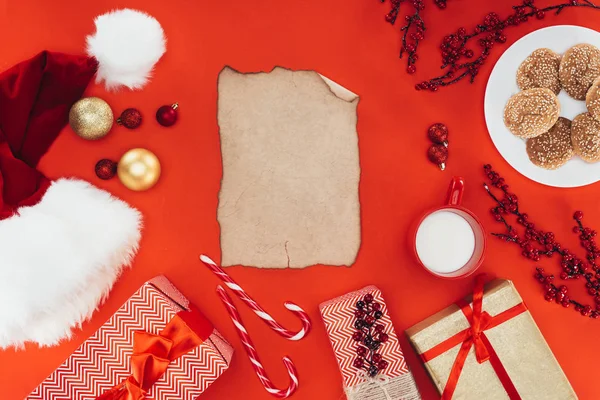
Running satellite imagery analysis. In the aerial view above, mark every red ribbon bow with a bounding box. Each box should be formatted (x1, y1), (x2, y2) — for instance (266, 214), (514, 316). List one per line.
(420, 275), (527, 400)
(97, 305), (214, 400)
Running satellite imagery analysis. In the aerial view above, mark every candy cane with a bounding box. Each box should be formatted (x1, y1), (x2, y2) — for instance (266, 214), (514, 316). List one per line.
(199, 255), (311, 340)
(216, 285), (299, 399)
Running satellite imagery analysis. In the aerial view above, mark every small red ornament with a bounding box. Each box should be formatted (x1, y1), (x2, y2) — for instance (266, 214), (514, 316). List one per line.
(427, 144), (448, 170)
(428, 123), (449, 146)
(95, 159), (117, 180)
(156, 103), (179, 127)
(117, 108), (142, 129)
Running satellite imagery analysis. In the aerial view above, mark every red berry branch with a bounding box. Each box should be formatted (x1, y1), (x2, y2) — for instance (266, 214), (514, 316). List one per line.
(382, 0), (450, 75)
(379, 0), (600, 91)
(483, 164), (600, 319)
(352, 293), (390, 377)
(417, 0), (600, 91)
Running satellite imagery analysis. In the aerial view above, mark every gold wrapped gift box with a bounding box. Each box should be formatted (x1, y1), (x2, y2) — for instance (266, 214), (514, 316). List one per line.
(406, 279), (577, 400)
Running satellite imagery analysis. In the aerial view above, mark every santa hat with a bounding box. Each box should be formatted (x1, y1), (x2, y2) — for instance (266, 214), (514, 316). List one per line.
(0, 9), (166, 349)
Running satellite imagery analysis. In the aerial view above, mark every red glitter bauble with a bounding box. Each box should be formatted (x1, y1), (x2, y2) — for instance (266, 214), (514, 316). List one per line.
(156, 103), (179, 127)
(428, 123), (449, 145)
(427, 144), (448, 170)
(117, 108), (142, 129)
(95, 159), (117, 180)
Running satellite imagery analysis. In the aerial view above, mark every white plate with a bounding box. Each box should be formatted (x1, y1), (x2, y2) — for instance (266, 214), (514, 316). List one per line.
(485, 25), (600, 188)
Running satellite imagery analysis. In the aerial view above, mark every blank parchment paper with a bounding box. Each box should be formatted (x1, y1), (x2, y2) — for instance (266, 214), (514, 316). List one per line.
(217, 66), (361, 268)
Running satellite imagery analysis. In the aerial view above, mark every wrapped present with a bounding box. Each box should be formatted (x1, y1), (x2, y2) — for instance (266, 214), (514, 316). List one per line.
(406, 276), (577, 400)
(28, 276), (233, 400)
(320, 286), (421, 400)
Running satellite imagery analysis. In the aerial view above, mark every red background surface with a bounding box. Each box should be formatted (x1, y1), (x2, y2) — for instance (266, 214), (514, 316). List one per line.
(1, 1), (599, 399)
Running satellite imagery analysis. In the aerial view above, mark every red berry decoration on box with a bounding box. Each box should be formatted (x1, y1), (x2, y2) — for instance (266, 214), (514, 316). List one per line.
(352, 294), (390, 377)
(156, 103), (179, 127)
(95, 159), (117, 180)
(116, 108), (142, 129)
(483, 164), (600, 319)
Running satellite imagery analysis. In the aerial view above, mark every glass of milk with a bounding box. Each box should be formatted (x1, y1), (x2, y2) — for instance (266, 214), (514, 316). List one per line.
(412, 177), (486, 279)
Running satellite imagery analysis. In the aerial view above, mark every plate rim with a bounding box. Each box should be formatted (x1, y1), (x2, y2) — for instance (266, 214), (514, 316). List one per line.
(484, 24), (600, 188)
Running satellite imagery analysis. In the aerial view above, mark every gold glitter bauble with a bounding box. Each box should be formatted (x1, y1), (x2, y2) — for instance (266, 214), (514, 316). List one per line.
(118, 148), (161, 191)
(69, 97), (113, 140)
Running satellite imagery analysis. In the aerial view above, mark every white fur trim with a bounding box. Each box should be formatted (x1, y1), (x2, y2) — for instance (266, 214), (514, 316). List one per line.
(86, 8), (166, 91)
(0, 179), (142, 348)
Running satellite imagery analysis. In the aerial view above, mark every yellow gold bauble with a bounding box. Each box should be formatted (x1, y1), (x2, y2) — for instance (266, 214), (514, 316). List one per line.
(69, 97), (113, 140)
(118, 148), (161, 191)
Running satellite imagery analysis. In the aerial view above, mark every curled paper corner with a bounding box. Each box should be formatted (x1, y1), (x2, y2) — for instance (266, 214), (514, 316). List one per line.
(318, 74), (359, 103)
(217, 66), (361, 269)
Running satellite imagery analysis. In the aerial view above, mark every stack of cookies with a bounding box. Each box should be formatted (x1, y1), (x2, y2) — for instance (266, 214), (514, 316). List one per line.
(503, 44), (600, 169)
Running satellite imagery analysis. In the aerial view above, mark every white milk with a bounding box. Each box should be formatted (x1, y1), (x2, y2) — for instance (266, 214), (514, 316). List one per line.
(415, 210), (475, 274)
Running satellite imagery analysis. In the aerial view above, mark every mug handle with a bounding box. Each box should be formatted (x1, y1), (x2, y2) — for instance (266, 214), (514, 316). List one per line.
(446, 176), (464, 206)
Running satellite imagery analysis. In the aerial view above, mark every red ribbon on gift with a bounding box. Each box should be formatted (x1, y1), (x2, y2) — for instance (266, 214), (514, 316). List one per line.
(97, 305), (214, 400)
(420, 275), (527, 400)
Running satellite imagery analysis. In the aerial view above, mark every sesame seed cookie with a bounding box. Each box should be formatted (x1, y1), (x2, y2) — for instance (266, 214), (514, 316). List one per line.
(526, 117), (573, 169)
(585, 75), (600, 122)
(559, 44), (600, 100)
(571, 112), (600, 162)
(504, 88), (560, 138)
(517, 48), (562, 94)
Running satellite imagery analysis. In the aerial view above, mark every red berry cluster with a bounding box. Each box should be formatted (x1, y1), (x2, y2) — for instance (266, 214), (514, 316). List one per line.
(352, 293), (390, 377)
(434, 0), (449, 9)
(416, 0), (600, 91)
(427, 123), (449, 170)
(483, 164), (600, 319)
(381, 0), (432, 75)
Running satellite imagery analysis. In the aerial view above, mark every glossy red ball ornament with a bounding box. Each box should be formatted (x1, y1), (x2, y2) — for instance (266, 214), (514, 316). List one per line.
(428, 123), (449, 146)
(427, 144), (448, 170)
(156, 103), (179, 127)
(95, 159), (117, 180)
(117, 108), (142, 129)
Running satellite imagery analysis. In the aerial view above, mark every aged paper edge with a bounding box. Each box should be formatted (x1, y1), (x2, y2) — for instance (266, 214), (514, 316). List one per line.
(215, 65), (362, 268)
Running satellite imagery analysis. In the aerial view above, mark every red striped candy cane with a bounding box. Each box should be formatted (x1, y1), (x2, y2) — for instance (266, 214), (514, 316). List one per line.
(216, 285), (299, 398)
(199, 254), (311, 340)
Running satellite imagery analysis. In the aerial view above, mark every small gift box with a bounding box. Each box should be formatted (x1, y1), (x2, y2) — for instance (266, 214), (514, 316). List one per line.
(320, 286), (421, 400)
(28, 276), (233, 400)
(406, 276), (577, 400)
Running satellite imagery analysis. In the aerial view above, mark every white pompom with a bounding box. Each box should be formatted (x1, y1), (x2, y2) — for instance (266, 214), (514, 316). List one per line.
(86, 9), (166, 91)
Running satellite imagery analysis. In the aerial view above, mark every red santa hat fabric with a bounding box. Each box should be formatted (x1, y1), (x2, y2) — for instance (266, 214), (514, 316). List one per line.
(0, 51), (142, 348)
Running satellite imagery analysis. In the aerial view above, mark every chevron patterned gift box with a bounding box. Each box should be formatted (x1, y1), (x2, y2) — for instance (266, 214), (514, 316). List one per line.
(28, 276), (233, 400)
(320, 286), (421, 400)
